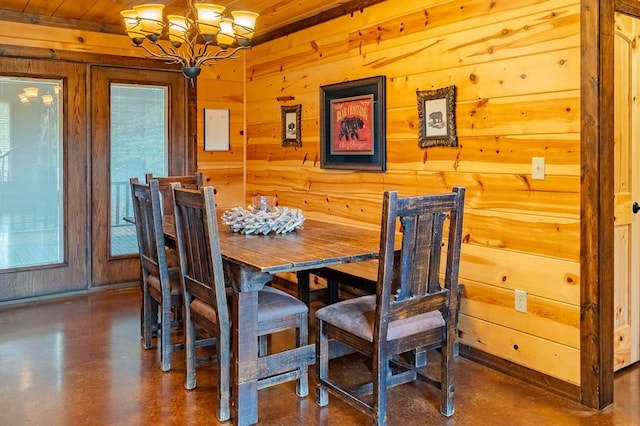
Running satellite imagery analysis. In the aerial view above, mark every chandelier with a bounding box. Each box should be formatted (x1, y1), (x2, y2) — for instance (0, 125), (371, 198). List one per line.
(121, 1), (258, 80)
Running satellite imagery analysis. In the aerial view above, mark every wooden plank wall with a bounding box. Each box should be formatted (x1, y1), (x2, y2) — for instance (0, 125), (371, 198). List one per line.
(244, 0), (582, 385)
(196, 62), (246, 209)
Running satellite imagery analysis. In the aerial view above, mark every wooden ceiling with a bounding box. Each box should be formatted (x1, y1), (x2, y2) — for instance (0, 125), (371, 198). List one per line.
(0, 0), (387, 45)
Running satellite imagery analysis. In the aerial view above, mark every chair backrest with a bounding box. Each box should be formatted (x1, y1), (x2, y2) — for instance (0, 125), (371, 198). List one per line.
(130, 177), (171, 288)
(145, 172), (203, 218)
(171, 183), (229, 336)
(375, 187), (465, 342)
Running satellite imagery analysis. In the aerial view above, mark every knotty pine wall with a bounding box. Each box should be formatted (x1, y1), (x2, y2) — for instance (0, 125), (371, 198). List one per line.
(244, 0), (581, 385)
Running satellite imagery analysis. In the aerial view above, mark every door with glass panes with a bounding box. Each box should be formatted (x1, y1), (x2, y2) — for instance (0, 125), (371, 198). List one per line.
(0, 59), (88, 301)
(0, 60), (190, 301)
(91, 66), (189, 287)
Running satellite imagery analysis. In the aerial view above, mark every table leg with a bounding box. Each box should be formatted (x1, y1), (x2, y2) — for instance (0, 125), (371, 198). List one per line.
(232, 289), (259, 426)
(296, 271), (311, 306)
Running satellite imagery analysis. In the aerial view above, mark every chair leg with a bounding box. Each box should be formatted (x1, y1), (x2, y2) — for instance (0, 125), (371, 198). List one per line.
(412, 347), (428, 367)
(160, 298), (172, 372)
(315, 319), (329, 407)
(142, 284), (155, 350)
(217, 333), (231, 421)
(258, 335), (268, 357)
(184, 302), (197, 390)
(440, 328), (455, 416)
(374, 353), (389, 426)
(296, 312), (309, 397)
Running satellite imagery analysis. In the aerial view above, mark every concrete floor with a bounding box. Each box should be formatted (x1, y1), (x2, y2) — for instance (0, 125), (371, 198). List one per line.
(1, 287), (639, 425)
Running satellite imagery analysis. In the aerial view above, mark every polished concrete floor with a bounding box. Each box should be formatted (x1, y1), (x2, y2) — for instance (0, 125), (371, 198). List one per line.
(1, 287), (639, 425)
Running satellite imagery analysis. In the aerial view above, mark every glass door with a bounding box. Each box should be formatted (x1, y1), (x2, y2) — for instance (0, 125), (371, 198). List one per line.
(0, 59), (88, 301)
(0, 78), (63, 269)
(109, 83), (169, 257)
(91, 66), (188, 287)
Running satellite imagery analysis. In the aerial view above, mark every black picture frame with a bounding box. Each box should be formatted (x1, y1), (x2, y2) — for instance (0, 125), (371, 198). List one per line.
(320, 76), (386, 171)
(281, 104), (302, 147)
(417, 85), (457, 148)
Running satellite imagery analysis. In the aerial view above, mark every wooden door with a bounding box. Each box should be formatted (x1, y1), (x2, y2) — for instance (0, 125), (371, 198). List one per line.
(613, 13), (640, 370)
(90, 66), (189, 287)
(0, 58), (88, 301)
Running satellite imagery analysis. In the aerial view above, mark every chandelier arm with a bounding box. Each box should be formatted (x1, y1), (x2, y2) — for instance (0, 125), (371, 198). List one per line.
(151, 41), (185, 63)
(137, 44), (187, 66)
(197, 41), (210, 59)
(195, 46), (247, 68)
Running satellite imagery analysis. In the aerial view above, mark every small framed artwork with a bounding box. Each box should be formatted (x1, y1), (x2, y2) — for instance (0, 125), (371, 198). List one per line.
(281, 104), (302, 147)
(416, 85), (457, 148)
(204, 108), (230, 151)
(320, 75), (386, 171)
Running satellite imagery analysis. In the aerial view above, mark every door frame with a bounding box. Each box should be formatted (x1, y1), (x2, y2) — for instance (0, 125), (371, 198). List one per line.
(580, 0), (640, 409)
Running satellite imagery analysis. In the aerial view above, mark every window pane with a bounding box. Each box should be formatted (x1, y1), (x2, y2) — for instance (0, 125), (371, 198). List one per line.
(110, 84), (168, 256)
(0, 78), (63, 269)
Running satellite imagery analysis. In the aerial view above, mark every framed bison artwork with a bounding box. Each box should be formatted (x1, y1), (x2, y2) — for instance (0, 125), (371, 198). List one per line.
(320, 76), (386, 171)
(417, 85), (457, 148)
(281, 104), (302, 147)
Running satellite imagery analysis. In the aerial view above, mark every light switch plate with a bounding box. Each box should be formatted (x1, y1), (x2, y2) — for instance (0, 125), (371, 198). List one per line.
(532, 157), (545, 180)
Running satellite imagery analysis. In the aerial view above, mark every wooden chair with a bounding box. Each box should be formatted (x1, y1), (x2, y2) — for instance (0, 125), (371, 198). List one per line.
(171, 183), (309, 421)
(315, 187), (466, 425)
(129, 177), (183, 372)
(145, 172), (203, 220)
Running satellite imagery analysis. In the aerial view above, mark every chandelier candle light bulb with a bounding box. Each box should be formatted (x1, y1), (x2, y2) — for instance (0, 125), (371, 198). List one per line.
(121, 1), (258, 81)
(194, 3), (225, 41)
(167, 15), (193, 47)
(133, 4), (165, 39)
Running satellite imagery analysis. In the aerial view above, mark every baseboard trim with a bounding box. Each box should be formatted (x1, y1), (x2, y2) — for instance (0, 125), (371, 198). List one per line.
(458, 343), (581, 402)
(0, 282), (139, 307)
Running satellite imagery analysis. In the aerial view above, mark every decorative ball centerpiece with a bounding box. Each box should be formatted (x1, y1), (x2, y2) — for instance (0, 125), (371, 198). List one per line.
(221, 196), (305, 235)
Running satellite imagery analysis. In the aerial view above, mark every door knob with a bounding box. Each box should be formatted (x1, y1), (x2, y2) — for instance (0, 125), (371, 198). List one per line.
(634, 202), (640, 214)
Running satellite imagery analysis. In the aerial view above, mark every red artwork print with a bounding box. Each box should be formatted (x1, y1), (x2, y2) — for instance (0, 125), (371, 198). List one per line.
(330, 95), (374, 155)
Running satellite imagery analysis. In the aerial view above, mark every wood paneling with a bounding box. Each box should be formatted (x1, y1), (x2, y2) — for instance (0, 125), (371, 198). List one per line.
(197, 62), (247, 209)
(245, 0), (583, 388)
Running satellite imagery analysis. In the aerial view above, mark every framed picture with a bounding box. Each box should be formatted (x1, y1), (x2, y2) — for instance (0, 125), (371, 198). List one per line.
(416, 85), (457, 148)
(281, 104), (302, 147)
(204, 108), (230, 151)
(320, 76), (386, 171)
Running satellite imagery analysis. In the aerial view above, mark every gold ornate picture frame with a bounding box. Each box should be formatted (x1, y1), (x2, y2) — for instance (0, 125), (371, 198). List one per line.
(281, 104), (302, 147)
(417, 85), (457, 148)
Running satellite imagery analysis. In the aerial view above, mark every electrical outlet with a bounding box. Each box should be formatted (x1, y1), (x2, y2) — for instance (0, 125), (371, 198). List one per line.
(515, 289), (527, 313)
(532, 157), (545, 180)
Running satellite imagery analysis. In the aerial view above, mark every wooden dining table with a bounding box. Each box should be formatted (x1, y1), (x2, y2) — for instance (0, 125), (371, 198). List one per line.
(165, 216), (383, 425)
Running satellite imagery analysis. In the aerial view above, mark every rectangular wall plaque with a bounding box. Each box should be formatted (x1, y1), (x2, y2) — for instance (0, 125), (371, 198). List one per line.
(204, 108), (230, 151)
